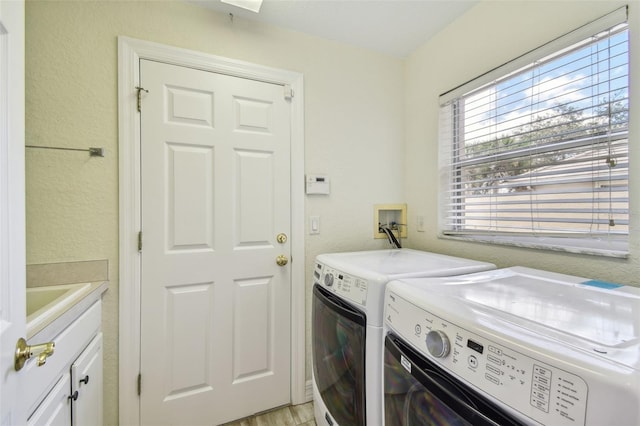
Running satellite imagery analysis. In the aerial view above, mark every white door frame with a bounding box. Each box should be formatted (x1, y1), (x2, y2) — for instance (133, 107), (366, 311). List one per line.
(0, 0), (26, 423)
(117, 36), (306, 426)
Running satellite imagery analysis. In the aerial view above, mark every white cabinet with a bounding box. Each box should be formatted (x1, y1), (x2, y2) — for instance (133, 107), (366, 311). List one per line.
(27, 375), (71, 426)
(25, 302), (103, 426)
(71, 333), (103, 426)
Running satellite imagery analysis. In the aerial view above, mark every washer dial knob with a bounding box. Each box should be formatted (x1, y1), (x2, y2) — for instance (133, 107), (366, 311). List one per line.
(324, 273), (334, 287)
(426, 330), (450, 358)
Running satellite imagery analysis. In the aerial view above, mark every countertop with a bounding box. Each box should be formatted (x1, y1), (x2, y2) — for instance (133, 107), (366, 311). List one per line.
(27, 280), (108, 342)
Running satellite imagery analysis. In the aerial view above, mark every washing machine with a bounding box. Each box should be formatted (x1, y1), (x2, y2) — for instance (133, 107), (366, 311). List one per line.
(311, 248), (496, 426)
(382, 267), (640, 425)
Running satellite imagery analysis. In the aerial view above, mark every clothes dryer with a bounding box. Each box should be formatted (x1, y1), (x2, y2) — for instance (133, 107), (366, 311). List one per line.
(383, 267), (640, 425)
(311, 249), (495, 426)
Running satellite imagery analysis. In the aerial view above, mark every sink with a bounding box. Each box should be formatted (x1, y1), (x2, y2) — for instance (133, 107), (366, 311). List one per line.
(27, 287), (72, 316)
(27, 283), (91, 336)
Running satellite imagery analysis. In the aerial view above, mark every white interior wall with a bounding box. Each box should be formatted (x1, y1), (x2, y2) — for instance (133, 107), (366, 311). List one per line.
(25, 2), (403, 424)
(404, 0), (640, 284)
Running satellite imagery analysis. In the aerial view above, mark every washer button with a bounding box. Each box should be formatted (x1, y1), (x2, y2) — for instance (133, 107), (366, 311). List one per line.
(468, 355), (478, 368)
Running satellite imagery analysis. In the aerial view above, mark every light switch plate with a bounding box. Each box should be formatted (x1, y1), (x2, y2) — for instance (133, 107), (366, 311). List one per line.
(309, 216), (320, 234)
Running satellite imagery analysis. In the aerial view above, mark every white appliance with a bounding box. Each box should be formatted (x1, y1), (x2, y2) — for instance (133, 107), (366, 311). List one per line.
(311, 249), (495, 426)
(383, 267), (640, 425)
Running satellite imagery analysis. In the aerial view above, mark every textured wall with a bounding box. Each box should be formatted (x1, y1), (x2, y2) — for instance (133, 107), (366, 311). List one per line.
(404, 0), (640, 285)
(25, 1), (404, 424)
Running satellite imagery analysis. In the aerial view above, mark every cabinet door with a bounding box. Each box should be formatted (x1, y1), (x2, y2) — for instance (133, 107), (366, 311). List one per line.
(27, 374), (71, 426)
(71, 332), (103, 426)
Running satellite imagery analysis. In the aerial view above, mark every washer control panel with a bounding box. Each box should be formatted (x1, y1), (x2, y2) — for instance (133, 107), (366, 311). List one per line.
(313, 262), (368, 306)
(386, 291), (589, 425)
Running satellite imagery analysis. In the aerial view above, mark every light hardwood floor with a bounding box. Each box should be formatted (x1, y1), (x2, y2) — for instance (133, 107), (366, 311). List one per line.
(221, 402), (316, 426)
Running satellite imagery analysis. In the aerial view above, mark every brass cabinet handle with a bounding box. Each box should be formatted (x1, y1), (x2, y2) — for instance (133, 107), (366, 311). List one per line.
(15, 337), (55, 371)
(276, 255), (288, 266)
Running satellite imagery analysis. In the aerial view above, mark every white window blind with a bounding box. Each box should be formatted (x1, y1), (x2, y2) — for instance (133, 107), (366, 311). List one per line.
(438, 8), (629, 257)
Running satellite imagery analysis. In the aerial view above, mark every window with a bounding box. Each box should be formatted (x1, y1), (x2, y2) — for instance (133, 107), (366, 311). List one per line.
(438, 7), (629, 257)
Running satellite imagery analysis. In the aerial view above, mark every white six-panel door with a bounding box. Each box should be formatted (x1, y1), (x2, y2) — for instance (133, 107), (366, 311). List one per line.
(139, 59), (292, 425)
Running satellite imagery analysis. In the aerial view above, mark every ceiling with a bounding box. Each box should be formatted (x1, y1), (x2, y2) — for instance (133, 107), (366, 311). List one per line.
(193, 0), (478, 58)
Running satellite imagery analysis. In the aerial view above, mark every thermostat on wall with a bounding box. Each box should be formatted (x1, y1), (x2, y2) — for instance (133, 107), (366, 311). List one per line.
(306, 174), (330, 195)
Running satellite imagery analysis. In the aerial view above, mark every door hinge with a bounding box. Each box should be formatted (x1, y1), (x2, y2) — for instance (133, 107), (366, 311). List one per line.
(135, 86), (148, 112)
(284, 85), (293, 100)
(137, 231), (142, 252)
(137, 373), (142, 396)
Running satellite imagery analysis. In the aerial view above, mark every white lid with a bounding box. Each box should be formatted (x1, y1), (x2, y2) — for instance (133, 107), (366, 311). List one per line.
(397, 267), (640, 349)
(316, 248), (495, 279)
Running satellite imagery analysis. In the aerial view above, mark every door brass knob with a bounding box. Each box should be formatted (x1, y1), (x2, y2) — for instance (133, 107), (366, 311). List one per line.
(276, 255), (288, 266)
(15, 337), (55, 371)
(276, 233), (287, 244)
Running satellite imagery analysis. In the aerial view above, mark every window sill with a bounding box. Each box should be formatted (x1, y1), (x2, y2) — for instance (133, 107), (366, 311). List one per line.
(439, 233), (629, 259)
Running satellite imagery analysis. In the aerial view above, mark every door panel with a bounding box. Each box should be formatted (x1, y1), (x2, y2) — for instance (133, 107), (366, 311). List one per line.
(166, 143), (214, 250)
(167, 86), (214, 127)
(233, 276), (273, 380)
(236, 150), (274, 246)
(164, 282), (214, 399)
(140, 59), (291, 425)
(234, 96), (272, 132)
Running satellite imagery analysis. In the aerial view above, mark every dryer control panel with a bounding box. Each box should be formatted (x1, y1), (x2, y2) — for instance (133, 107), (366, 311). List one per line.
(313, 262), (368, 307)
(386, 291), (589, 426)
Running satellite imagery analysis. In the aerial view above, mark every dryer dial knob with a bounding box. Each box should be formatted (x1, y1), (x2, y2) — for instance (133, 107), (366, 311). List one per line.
(426, 330), (450, 358)
(324, 273), (334, 287)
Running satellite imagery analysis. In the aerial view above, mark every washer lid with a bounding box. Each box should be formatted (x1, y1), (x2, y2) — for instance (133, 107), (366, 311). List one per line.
(411, 267), (640, 349)
(316, 249), (495, 280)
